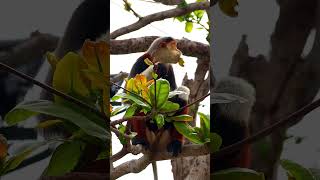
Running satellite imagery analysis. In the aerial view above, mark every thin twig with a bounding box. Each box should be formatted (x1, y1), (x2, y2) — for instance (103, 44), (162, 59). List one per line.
(0, 62), (107, 121)
(111, 116), (148, 126)
(123, 0), (142, 19)
(212, 96), (320, 160)
(110, 1), (209, 39)
(111, 126), (132, 139)
(166, 93), (210, 114)
(110, 81), (152, 107)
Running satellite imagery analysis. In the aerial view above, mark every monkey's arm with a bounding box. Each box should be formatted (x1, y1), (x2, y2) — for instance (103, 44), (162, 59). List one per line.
(128, 55), (150, 78)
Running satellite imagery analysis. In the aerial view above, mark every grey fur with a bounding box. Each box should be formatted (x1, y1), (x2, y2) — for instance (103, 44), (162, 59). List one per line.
(214, 76), (256, 124)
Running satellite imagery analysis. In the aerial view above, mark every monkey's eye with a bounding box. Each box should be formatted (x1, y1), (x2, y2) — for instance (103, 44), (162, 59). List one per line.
(168, 41), (177, 49)
(159, 42), (167, 48)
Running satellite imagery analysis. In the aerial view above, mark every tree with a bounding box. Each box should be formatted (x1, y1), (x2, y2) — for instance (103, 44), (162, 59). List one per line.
(211, 0), (320, 179)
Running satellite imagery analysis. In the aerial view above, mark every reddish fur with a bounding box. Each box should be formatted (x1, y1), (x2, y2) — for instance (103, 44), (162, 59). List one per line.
(129, 112), (147, 140)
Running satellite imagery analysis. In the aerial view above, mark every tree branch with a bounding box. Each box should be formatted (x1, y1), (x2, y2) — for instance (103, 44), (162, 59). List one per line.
(0, 32), (58, 68)
(111, 144), (209, 179)
(41, 173), (108, 180)
(110, 36), (209, 58)
(110, 1), (209, 39)
(212, 96), (320, 160)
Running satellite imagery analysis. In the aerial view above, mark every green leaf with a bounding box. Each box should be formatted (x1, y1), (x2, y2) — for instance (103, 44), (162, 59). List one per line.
(112, 93), (151, 111)
(124, 104), (138, 118)
(168, 114), (193, 122)
(218, 0), (239, 17)
(45, 141), (85, 176)
(46, 52), (58, 71)
(52, 52), (89, 102)
(198, 112), (210, 135)
(280, 159), (315, 180)
(159, 101), (180, 113)
(185, 22), (193, 33)
(5, 100), (109, 141)
(111, 106), (128, 117)
(193, 10), (205, 19)
(152, 72), (158, 79)
(154, 114), (165, 129)
(210, 133), (222, 152)
(118, 124), (127, 145)
(309, 168), (320, 180)
(149, 79), (170, 110)
(178, 0), (188, 8)
(2, 141), (47, 174)
(173, 122), (204, 144)
(144, 58), (153, 66)
(212, 168), (265, 180)
(36, 120), (63, 129)
(175, 16), (185, 22)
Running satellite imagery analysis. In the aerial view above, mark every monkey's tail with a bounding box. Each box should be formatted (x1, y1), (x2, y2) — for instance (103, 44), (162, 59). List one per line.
(152, 161), (158, 180)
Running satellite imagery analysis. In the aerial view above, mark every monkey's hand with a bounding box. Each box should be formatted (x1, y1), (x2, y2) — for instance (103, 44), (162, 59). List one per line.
(132, 137), (149, 149)
(167, 140), (182, 157)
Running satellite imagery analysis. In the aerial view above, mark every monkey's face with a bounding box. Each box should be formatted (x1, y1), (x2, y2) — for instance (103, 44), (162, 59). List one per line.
(151, 39), (182, 64)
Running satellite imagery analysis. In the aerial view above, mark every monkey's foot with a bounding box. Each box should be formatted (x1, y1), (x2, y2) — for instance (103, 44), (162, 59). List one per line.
(132, 138), (149, 149)
(167, 140), (182, 157)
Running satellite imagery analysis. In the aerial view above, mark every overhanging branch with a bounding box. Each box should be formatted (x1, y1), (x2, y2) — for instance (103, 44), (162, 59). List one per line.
(110, 1), (209, 39)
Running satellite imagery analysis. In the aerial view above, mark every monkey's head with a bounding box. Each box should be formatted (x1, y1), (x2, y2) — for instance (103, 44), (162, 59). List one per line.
(147, 37), (182, 64)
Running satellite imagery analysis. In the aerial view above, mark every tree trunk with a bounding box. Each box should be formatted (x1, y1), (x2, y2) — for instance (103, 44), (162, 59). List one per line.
(227, 0), (320, 179)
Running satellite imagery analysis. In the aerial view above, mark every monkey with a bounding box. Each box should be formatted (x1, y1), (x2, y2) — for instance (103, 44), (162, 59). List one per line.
(210, 76), (256, 171)
(128, 36), (182, 91)
(128, 85), (190, 156)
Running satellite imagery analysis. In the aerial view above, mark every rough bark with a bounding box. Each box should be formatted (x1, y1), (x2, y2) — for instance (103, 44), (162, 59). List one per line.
(171, 57), (210, 180)
(227, 0), (320, 179)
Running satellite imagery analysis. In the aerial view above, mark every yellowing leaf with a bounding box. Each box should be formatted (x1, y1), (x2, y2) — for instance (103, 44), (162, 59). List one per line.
(81, 40), (109, 74)
(36, 120), (63, 129)
(144, 58), (153, 66)
(178, 58), (185, 67)
(219, 0), (239, 17)
(46, 52), (59, 71)
(81, 40), (109, 91)
(53, 52), (89, 102)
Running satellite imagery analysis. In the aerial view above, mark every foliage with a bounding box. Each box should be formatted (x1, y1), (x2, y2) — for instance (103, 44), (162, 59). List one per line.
(280, 159), (320, 180)
(175, 0), (209, 41)
(2, 40), (109, 176)
(111, 62), (210, 145)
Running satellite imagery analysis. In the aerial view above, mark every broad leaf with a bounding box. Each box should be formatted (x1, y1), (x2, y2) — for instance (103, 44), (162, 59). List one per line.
(149, 79), (170, 110)
(185, 22), (193, 33)
(36, 120), (63, 129)
(2, 141), (47, 174)
(112, 93), (151, 111)
(44, 141), (85, 176)
(280, 159), (315, 180)
(173, 122), (204, 144)
(124, 104), (138, 118)
(159, 101), (180, 113)
(168, 114), (193, 122)
(198, 112), (210, 137)
(212, 168), (265, 180)
(5, 100), (109, 141)
(52, 52), (89, 102)
(118, 124), (127, 145)
(111, 106), (128, 117)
